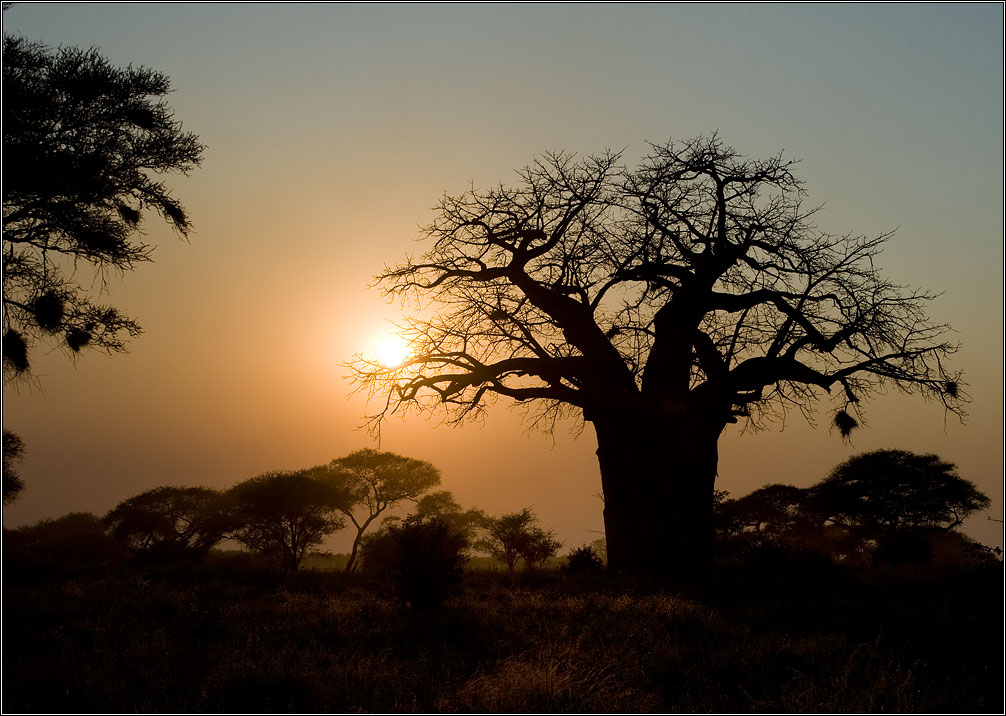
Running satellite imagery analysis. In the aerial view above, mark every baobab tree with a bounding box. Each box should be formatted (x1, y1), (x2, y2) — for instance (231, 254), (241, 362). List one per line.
(351, 135), (963, 576)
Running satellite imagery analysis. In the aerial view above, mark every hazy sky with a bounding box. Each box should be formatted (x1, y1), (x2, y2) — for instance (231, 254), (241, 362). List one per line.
(3, 3), (1003, 551)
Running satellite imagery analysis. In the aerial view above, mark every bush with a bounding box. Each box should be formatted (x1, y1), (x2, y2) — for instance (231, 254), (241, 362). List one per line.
(4, 512), (130, 574)
(380, 515), (468, 610)
(565, 545), (605, 575)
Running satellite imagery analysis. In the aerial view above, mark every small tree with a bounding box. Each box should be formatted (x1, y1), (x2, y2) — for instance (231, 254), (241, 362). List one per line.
(412, 490), (487, 548)
(105, 486), (228, 560)
(324, 449), (441, 572)
(226, 470), (352, 571)
(480, 507), (561, 575)
(3, 36), (203, 380)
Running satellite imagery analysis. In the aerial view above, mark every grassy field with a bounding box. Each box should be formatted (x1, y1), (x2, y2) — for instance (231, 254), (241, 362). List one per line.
(2, 555), (1002, 713)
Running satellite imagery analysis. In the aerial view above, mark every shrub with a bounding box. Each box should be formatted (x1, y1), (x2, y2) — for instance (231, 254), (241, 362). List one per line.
(565, 544), (605, 575)
(384, 515), (468, 610)
(5, 512), (130, 573)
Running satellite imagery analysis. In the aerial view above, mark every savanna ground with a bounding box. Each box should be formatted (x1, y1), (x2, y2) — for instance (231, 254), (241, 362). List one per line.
(3, 550), (1002, 714)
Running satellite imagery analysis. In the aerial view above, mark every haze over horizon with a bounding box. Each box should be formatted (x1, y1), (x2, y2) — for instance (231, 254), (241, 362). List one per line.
(2, 3), (1003, 552)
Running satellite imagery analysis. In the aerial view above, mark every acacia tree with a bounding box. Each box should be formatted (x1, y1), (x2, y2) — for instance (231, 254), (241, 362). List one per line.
(352, 135), (963, 575)
(480, 508), (561, 575)
(719, 483), (813, 538)
(2, 36), (203, 380)
(324, 449), (442, 572)
(226, 470), (352, 571)
(104, 486), (228, 559)
(812, 449), (989, 533)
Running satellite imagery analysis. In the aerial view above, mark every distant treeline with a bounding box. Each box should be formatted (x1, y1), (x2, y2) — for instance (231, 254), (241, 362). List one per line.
(4, 447), (997, 594)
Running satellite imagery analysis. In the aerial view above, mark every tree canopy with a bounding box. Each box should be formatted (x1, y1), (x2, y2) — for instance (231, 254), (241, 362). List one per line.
(353, 135), (962, 434)
(104, 486), (228, 559)
(717, 450), (991, 562)
(324, 449), (442, 572)
(351, 135), (965, 575)
(2, 35), (203, 380)
(225, 470), (352, 571)
(813, 449), (990, 532)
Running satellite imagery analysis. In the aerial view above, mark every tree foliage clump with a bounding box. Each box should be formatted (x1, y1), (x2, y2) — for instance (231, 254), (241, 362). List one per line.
(5, 512), (130, 570)
(225, 470), (352, 571)
(3, 428), (26, 504)
(412, 490), (487, 546)
(104, 486), (228, 560)
(351, 134), (965, 575)
(2, 35), (203, 380)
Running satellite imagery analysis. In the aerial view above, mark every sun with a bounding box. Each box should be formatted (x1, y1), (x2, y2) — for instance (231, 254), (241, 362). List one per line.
(371, 333), (410, 368)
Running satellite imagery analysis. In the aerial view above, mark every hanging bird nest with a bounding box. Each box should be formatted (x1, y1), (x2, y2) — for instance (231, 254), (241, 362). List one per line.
(65, 328), (92, 353)
(31, 291), (65, 333)
(117, 203), (141, 226)
(3, 330), (29, 374)
(833, 410), (859, 439)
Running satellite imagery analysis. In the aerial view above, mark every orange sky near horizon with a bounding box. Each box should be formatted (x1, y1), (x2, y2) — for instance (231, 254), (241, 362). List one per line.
(2, 4), (1002, 553)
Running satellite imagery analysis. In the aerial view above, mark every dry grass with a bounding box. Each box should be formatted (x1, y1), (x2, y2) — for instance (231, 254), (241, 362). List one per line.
(2, 555), (1001, 713)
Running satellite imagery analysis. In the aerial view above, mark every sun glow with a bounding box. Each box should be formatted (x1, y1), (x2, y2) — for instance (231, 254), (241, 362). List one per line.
(371, 333), (410, 368)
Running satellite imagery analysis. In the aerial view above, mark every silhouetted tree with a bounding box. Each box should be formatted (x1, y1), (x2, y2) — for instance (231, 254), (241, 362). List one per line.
(2, 36), (203, 381)
(351, 135), (964, 575)
(412, 490), (487, 547)
(5, 512), (130, 568)
(2, 428), (26, 504)
(812, 449), (990, 533)
(104, 486), (228, 560)
(360, 490), (483, 572)
(226, 470), (352, 571)
(716, 482), (860, 560)
(323, 449), (441, 572)
(719, 451), (990, 564)
(720, 483), (812, 538)
(480, 507), (561, 574)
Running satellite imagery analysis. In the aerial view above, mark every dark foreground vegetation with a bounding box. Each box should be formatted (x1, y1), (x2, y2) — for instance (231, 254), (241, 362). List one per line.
(3, 549), (1001, 714)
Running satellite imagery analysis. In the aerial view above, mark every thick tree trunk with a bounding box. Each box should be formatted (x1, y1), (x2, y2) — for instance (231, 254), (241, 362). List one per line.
(593, 410), (724, 576)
